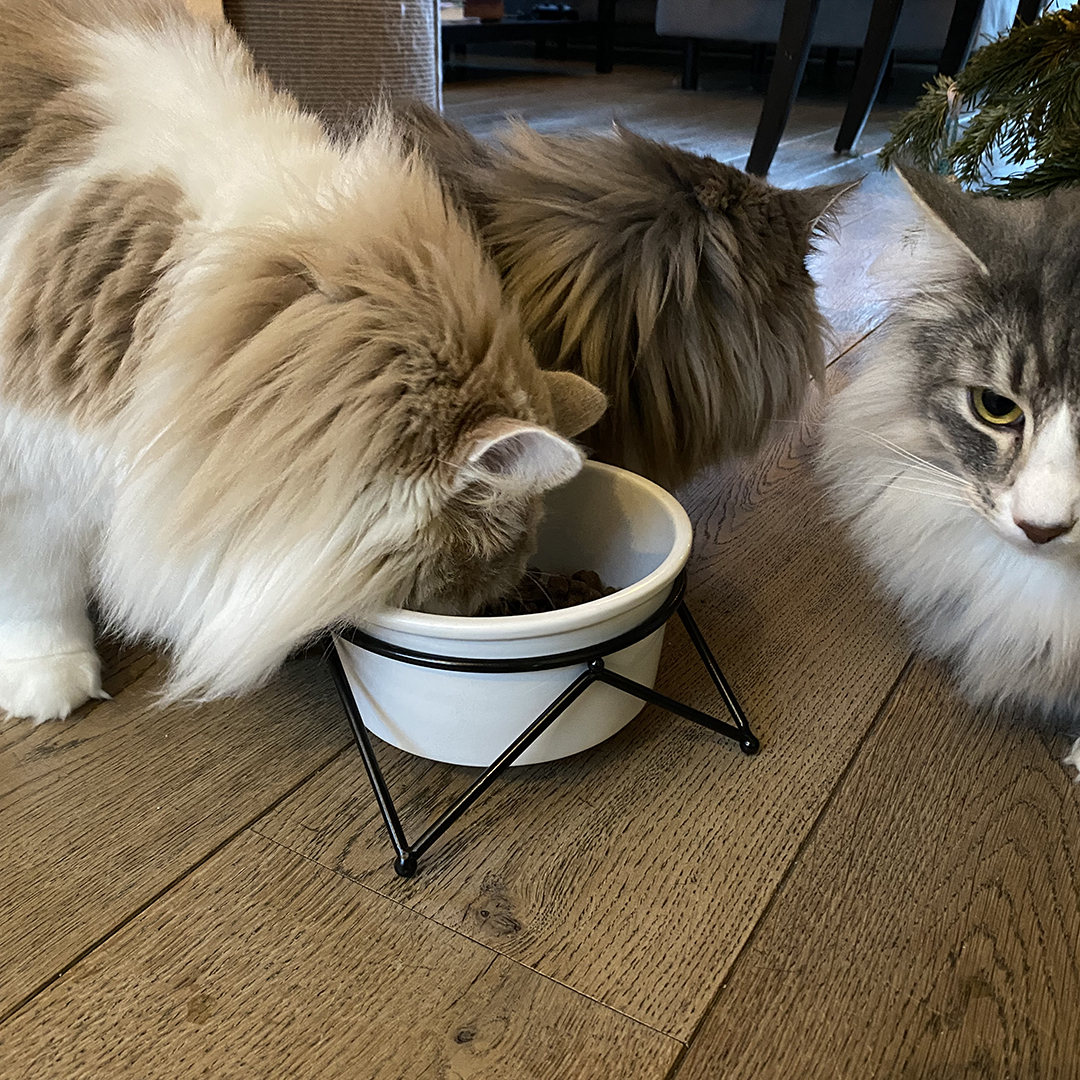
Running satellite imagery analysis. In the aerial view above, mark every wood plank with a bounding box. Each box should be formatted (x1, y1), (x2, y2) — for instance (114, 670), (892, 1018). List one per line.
(674, 657), (1080, 1079)
(252, 392), (912, 1040)
(443, 65), (907, 183)
(1, 831), (680, 1080)
(0, 62), (952, 1075)
(96, 635), (165, 700)
(0, 654), (350, 1020)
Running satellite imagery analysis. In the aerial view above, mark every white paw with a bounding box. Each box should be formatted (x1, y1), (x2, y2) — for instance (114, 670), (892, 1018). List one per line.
(0, 650), (108, 723)
(1065, 737), (1080, 783)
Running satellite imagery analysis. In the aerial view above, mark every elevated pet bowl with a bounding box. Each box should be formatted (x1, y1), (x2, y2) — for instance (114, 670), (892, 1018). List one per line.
(335, 461), (693, 766)
(329, 461), (758, 876)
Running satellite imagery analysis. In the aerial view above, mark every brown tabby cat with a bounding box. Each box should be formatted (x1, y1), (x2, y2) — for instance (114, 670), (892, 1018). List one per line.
(397, 102), (855, 488)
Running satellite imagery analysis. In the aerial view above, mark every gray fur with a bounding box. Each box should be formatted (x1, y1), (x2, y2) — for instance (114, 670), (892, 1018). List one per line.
(820, 166), (1080, 735)
(397, 104), (854, 488)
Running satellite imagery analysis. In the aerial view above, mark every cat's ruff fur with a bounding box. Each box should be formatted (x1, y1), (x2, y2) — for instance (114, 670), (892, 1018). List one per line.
(0, 0), (607, 722)
(398, 103), (856, 489)
(820, 167), (1080, 754)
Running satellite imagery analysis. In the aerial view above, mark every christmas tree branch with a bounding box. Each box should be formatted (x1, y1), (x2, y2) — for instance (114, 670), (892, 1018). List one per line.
(879, 4), (1080, 195)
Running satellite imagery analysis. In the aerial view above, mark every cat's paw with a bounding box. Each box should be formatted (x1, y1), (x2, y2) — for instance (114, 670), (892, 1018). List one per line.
(1064, 737), (1080, 783)
(0, 651), (108, 723)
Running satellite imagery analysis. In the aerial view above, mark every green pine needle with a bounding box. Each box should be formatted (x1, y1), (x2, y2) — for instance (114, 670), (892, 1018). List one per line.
(879, 4), (1080, 197)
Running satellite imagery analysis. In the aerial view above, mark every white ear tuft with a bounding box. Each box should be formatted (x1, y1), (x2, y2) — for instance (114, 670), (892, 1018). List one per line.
(867, 167), (991, 299)
(893, 165), (989, 277)
(463, 418), (585, 494)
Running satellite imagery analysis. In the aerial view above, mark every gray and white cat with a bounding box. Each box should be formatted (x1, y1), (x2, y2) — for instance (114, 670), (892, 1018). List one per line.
(820, 166), (1080, 771)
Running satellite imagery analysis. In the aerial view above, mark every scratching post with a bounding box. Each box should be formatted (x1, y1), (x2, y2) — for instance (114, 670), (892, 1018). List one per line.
(223, 0), (441, 123)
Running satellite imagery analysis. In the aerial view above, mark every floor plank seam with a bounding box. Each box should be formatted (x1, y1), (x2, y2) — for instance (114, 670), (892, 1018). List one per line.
(251, 828), (689, 1047)
(486, 950), (688, 1048)
(717, 126), (836, 167)
(663, 651), (917, 1079)
(0, 740), (354, 1028)
(826, 319), (886, 369)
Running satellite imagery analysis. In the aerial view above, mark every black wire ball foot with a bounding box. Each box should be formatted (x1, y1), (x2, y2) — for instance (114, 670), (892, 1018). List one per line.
(328, 571), (758, 877)
(394, 853), (419, 878)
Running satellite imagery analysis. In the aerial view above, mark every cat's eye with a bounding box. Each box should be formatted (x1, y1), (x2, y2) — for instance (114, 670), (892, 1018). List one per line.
(970, 387), (1023, 427)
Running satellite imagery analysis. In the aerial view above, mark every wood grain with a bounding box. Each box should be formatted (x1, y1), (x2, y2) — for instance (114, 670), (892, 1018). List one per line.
(253, 394), (912, 1040)
(0, 655), (349, 1020)
(674, 657), (1080, 1080)
(443, 66), (905, 185)
(1, 831), (681, 1080)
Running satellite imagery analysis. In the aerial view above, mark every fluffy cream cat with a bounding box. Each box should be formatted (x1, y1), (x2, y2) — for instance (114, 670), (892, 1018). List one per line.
(0, 0), (606, 722)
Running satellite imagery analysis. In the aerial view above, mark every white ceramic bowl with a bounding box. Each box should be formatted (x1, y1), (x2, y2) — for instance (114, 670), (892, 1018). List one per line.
(333, 460), (693, 766)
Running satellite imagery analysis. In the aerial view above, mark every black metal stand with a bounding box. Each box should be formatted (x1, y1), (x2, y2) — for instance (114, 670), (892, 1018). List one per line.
(328, 570), (757, 877)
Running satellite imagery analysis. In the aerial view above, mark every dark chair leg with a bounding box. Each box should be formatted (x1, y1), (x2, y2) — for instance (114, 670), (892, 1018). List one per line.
(882, 48), (895, 97)
(596, 0), (616, 73)
(682, 38), (700, 90)
(1015, 0), (1044, 24)
(746, 0), (823, 176)
(834, 0), (904, 154)
(937, 0), (986, 77)
(822, 45), (840, 90)
(749, 42), (768, 90)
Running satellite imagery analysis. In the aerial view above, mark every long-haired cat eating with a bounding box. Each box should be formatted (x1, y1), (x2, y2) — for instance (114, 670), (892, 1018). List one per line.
(397, 103), (855, 489)
(0, 0), (606, 722)
(820, 166), (1080, 769)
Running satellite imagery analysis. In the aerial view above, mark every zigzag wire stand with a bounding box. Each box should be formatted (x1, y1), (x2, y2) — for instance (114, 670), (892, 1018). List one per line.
(327, 570), (758, 878)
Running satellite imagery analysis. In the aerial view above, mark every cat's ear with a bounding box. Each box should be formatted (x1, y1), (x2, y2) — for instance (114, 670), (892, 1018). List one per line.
(784, 179), (861, 240)
(893, 164), (991, 276)
(541, 370), (607, 438)
(459, 417), (585, 494)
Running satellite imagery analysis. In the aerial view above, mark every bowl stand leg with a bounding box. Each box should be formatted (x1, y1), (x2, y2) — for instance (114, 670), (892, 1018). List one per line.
(326, 600), (758, 879)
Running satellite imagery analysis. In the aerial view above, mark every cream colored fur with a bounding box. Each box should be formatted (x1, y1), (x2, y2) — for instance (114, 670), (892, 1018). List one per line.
(0, 0), (606, 721)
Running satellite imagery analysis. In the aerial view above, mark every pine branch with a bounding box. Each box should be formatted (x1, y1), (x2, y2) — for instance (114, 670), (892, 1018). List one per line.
(984, 136), (1080, 195)
(879, 4), (1080, 195)
(879, 74), (956, 172)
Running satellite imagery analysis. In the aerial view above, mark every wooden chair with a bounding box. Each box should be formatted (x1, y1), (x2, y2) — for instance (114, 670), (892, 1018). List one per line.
(746, 0), (1010, 174)
(745, 0), (1056, 175)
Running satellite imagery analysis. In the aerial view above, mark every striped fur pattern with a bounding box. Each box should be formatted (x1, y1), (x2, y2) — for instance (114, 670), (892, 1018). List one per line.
(399, 103), (854, 489)
(0, 0), (606, 721)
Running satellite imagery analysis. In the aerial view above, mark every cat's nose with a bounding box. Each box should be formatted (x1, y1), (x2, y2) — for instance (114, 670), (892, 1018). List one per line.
(1015, 519), (1074, 544)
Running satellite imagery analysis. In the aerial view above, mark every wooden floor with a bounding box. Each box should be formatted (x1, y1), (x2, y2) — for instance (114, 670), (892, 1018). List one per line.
(4, 61), (1079, 1079)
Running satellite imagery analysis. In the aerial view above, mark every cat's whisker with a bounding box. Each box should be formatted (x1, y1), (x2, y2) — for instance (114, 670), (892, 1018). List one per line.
(824, 466), (974, 505)
(829, 472), (958, 488)
(860, 432), (954, 472)
(870, 477), (970, 495)
(522, 568), (557, 609)
(887, 490), (971, 505)
(855, 430), (973, 486)
(825, 480), (971, 505)
(827, 469), (969, 490)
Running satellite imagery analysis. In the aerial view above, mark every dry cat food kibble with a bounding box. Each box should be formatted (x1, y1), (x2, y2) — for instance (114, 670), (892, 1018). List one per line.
(477, 569), (618, 616)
